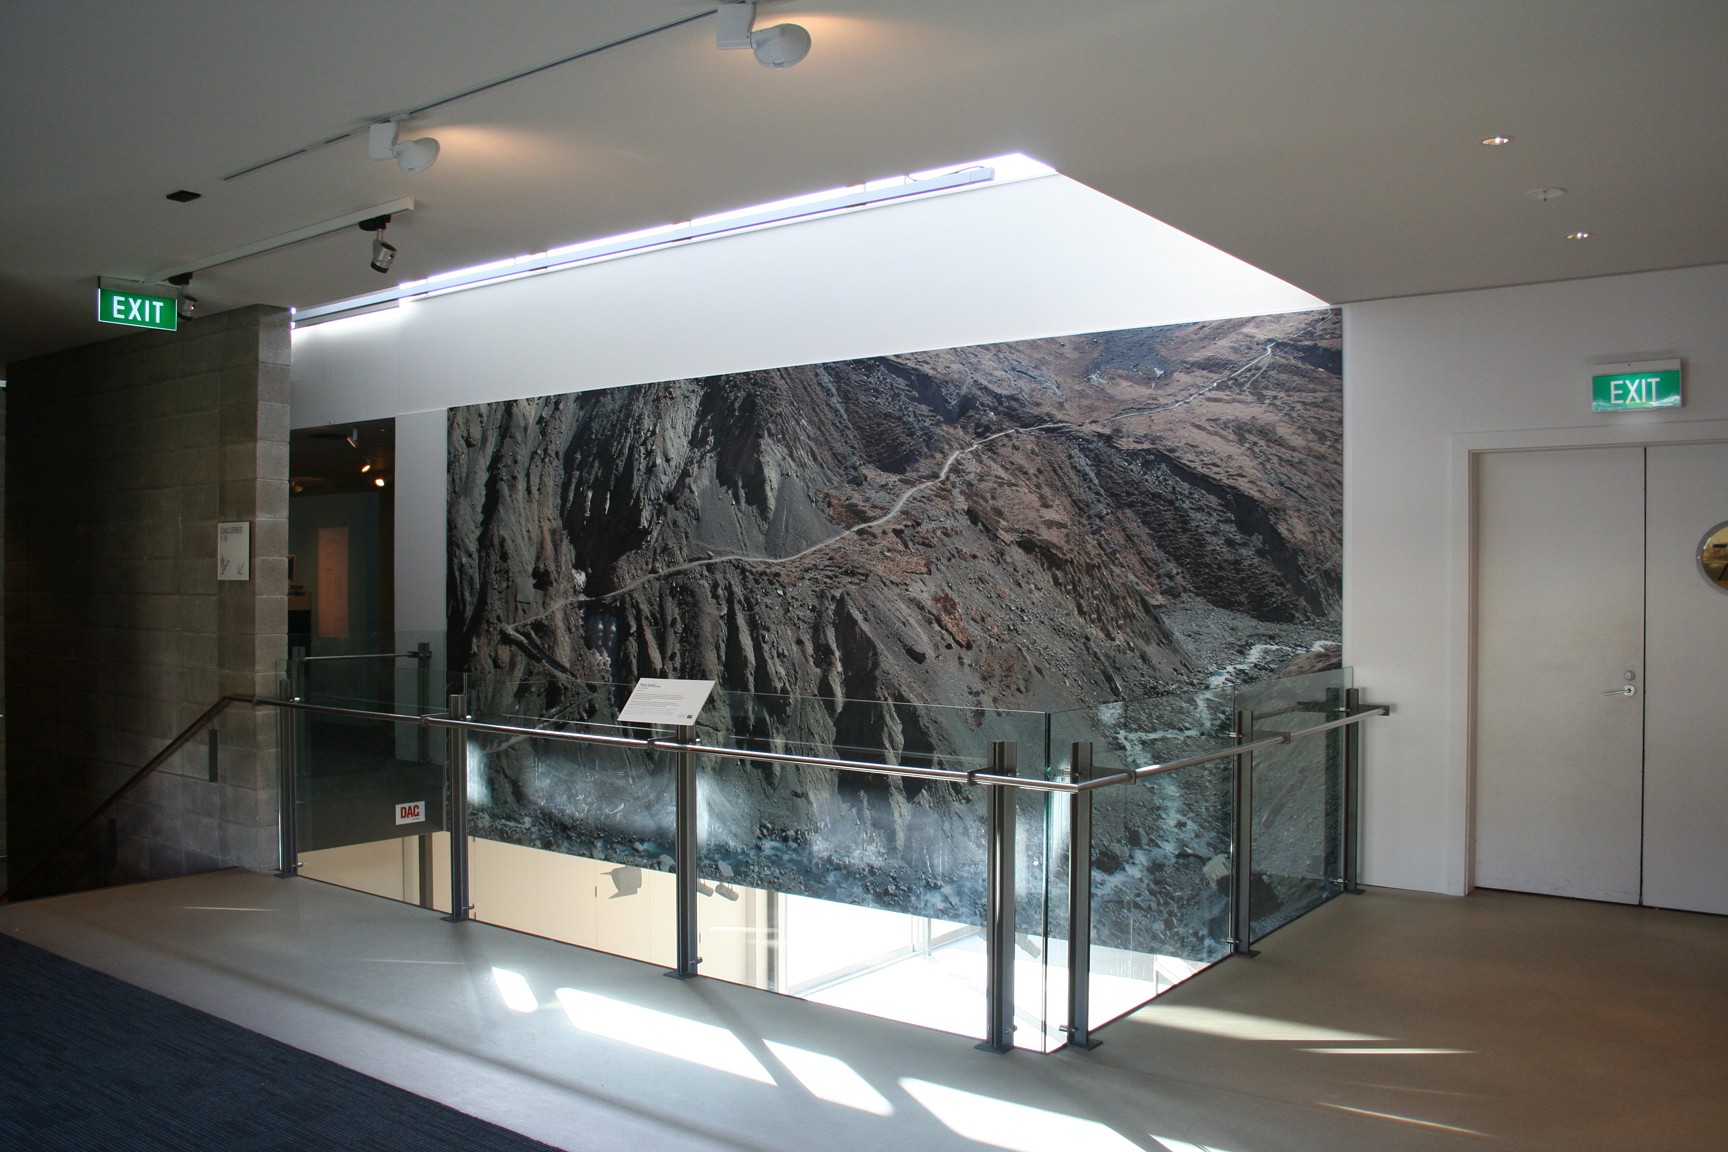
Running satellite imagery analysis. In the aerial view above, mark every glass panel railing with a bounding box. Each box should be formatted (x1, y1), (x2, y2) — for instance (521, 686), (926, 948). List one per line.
(1015, 772), (1065, 1051)
(1235, 667), (1353, 943)
(5, 664), (1388, 1061)
(696, 748), (992, 1042)
(288, 686), (449, 909)
(1053, 690), (1237, 1035)
(702, 701), (1048, 1046)
(464, 726), (678, 969)
(283, 633), (454, 908)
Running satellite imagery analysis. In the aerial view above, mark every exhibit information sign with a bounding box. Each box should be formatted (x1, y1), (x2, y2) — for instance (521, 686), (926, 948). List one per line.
(97, 287), (178, 331)
(217, 522), (250, 580)
(618, 678), (717, 725)
(1592, 359), (1682, 412)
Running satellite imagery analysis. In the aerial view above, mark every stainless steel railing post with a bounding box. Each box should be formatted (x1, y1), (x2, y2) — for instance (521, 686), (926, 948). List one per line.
(1229, 708), (1259, 957)
(672, 725), (700, 979)
(275, 675), (301, 878)
(415, 642), (433, 764)
(1064, 741), (1101, 1050)
(444, 693), (473, 922)
(1342, 687), (1366, 894)
(978, 740), (1018, 1053)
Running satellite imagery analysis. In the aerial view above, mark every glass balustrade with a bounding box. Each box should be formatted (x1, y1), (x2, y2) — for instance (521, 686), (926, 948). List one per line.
(1236, 667), (1353, 943)
(8, 634), (1380, 1058)
(1052, 690), (1237, 1036)
(282, 631), (453, 907)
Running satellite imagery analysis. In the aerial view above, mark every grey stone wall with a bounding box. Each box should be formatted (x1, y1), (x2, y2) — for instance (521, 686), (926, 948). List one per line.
(1, 386), (7, 875)
(4, 307), (289, 888)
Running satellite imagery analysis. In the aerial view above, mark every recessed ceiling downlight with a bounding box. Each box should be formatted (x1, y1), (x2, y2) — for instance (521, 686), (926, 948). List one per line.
(1481, 134), (1513, 146)
(1525, 187), (1566, 201)
(1567, 230), (1592, 240)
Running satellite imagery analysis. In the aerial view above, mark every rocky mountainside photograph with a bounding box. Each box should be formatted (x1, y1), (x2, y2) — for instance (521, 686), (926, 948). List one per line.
(448, 308), (1342, 956)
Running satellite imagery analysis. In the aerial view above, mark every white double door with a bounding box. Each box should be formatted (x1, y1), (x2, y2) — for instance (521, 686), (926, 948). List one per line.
(1473, 442), (1728, 913)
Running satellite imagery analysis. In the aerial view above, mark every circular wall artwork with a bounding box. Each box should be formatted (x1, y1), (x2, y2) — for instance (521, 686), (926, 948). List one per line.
(1699, 521), (1728, 593)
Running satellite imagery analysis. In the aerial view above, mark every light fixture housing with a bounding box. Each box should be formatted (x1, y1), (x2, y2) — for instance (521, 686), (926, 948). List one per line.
(359, 216), (397, 274)
(716, 2), (811, 68)
(369, 120), (441, 173)
(166, 271), (197, 318)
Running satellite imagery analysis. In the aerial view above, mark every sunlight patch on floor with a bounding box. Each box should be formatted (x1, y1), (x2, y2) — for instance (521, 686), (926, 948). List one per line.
(764, 1041), (893, 1116)
(555, 987), (776, 1084)
(901, 1078), (1142, 1152)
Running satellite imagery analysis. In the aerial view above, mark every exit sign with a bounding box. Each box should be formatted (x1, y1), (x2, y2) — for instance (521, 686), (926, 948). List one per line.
(1592, 359), (1682, 412)
(97, 288), (177, 331)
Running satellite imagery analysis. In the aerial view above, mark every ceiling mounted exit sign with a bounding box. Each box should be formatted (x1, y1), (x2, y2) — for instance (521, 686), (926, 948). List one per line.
(1592, 359), (1682, 412)
(97, 287), (177, 331)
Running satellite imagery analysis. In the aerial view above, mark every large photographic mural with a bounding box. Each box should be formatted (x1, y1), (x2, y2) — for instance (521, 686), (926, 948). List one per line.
(449, 307), (1342, 953)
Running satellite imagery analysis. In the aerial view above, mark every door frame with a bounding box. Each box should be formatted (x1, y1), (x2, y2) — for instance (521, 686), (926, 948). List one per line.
(1451, 418), (1728, 893)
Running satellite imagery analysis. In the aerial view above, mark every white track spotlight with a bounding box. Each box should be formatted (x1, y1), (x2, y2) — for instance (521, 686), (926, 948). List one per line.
(368, 120), (441, 173)
(358, 215), (397, 274)
(715, 1), (811, 69)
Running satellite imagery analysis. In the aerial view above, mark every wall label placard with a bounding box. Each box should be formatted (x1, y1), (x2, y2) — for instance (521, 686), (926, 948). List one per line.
(217, 521), (250, 581)
(97, 288), (178, 331)
(618, 678), (717, 725)
(1592, 359), (1682, 412)
(395, 801), (426, 825)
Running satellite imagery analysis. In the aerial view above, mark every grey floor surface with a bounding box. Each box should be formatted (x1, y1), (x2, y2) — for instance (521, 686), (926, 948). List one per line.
(2, 870), (1724, 1152)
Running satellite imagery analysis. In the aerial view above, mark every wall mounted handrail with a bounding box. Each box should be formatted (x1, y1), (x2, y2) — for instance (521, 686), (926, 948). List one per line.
(0, 694), (255, 905)
(297, 651), (427, 664)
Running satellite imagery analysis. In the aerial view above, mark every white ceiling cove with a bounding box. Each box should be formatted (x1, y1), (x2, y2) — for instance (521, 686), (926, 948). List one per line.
(3, 1), (1725, 368)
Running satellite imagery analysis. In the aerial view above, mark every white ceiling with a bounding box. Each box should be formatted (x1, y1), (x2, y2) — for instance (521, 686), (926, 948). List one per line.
(4, 1), (1725, 370)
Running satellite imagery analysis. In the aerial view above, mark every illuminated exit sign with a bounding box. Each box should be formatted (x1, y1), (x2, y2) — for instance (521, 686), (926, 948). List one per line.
(97, 287), (177, 331)
(1592, 359), (1682, 412)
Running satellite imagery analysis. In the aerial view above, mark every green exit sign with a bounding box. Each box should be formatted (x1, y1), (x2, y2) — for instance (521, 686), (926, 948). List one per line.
(1592, 359), (1682, 412)
(97, 287), (178, 331)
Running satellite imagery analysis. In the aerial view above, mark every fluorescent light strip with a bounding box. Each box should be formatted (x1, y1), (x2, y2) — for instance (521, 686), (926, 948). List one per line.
(292, 164), (1007, 326)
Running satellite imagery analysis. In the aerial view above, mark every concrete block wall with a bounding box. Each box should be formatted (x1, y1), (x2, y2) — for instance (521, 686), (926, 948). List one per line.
(1, 387), (7, 873)
(4, 306), (289, 886)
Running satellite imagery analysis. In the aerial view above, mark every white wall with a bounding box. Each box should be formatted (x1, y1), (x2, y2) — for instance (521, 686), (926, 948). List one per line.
(1344, 263), (1728, 894)
(290, 174), (1322, 425)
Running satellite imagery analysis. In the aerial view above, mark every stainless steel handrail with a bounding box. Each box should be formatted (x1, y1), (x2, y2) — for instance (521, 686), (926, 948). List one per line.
(297, 651), (426, 663)
(250, 695), (1389, 795)
(0, 694), (255, 904)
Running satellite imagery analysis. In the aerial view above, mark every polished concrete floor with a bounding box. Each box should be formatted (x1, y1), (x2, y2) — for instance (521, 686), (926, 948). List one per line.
(2, 871), (1725, 1152)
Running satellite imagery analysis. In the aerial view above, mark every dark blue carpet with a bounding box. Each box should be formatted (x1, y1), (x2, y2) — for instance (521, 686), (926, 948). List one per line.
(0, 932), (562, 1151)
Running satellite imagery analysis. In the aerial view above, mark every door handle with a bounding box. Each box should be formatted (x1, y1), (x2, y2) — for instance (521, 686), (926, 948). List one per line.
(1601, 685), (1637, 697)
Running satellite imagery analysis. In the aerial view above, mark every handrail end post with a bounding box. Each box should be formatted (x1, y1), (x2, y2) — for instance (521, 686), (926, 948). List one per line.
(1064, 741), (1101, 1051)
(671, 724), (701, 979)
(977, 739), (1018, 1053)
(443, 693), (473, 922)
(1228, 708), (1259, 958)
(1341, 687), (1366, 894)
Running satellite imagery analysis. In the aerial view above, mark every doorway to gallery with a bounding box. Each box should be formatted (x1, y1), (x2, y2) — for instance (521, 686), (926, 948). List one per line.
(1472, 441), (1728, 914)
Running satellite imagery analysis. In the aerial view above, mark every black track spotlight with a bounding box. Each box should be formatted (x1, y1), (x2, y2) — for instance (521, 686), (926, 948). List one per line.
(358, 215), (396, 274)
(166, 272), (198, 319)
